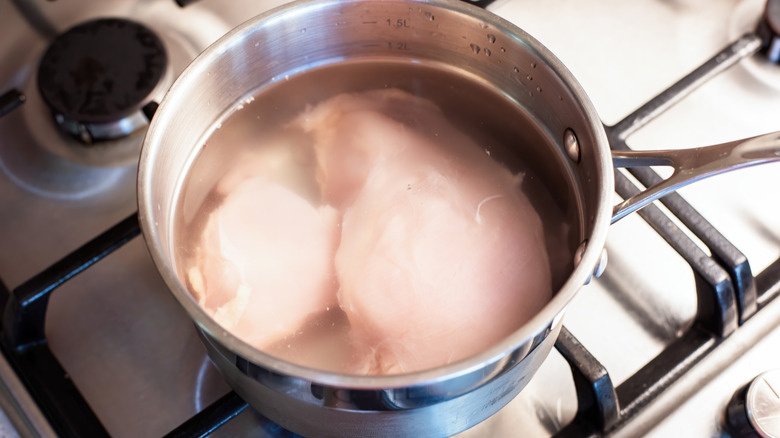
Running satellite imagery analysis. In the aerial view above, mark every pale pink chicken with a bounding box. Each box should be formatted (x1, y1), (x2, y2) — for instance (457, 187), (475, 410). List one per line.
(188, 176), (340, 349)
(298, 89), (552, 374)
(296, 89), (443, 209)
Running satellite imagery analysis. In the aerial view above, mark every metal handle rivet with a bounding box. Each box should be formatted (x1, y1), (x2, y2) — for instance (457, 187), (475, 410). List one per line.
(564, 128), (581, 163)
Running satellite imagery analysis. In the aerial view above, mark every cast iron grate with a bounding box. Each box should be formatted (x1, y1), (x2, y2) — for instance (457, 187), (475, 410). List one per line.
(551, 28), (777, 438)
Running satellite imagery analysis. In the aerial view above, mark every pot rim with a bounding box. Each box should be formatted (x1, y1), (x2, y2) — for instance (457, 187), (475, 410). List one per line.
(137, 0), (614, 389)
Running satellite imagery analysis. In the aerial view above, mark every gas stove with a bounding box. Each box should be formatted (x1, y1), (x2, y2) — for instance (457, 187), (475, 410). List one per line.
(0, 0), (779, 437)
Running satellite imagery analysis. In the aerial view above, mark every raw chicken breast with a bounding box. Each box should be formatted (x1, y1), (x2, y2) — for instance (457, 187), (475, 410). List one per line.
(188, 176), (340, 349)
(296, 89), (443, 209)
(301, 90), (552, 374)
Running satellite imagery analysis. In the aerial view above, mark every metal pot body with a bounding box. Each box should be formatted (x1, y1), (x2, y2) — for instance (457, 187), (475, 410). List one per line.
(137, 0), (613, 436)
(199, 323), (561, 437)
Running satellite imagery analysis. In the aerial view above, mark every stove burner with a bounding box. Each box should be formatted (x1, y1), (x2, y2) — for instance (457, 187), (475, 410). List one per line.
(758, 0), (780, 62)
(37, 18), (167, 144)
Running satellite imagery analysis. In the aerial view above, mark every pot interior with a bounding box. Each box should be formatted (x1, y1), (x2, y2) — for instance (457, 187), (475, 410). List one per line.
(139, 0), (612, 380)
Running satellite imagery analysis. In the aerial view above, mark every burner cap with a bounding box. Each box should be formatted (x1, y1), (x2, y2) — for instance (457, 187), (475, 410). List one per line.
(37, 18), (167, 143)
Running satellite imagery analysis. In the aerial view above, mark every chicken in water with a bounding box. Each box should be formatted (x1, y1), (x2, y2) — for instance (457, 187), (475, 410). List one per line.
(186, 88), (552, 374)
(187, 176), (340, 349)
(297, 90), (551, 374)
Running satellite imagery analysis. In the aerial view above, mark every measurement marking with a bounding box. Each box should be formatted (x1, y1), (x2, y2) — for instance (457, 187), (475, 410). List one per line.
(363, 21), (378, 24)
(764, 377), (780, 399)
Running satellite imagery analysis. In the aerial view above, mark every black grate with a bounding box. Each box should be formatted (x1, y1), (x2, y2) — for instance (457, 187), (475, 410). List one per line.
(0, 214), (140, 438)
(0, 89), (26, 119)
(164, 391), (249, 438)
(552, 30), (778, 438)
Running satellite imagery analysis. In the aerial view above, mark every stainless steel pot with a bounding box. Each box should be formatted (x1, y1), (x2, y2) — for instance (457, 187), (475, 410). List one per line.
(136, 0), (780, 436)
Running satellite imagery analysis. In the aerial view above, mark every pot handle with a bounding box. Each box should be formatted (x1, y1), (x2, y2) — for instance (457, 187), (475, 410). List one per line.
(611, 131), (780, 223)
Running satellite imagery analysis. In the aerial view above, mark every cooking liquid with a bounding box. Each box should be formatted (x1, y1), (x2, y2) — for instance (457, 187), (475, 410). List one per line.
(174, 59), (579, 374)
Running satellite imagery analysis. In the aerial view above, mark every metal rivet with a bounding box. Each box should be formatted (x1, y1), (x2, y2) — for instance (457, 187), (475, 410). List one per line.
(573, 241), (607, 285)
(574, 240), (588, 268)
(564, 128), (580, 163)
(593, 249), (608, 279)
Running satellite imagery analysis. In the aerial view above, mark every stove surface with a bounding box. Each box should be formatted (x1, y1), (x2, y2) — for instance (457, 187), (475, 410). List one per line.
(0, 0), (779, 437)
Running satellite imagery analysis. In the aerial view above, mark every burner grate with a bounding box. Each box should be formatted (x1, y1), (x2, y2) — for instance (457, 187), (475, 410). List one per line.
(0, 214), (139, 438)
(0, 89), (25, 119)
(551, 26), (780, 438)
(164, 391), (250, 438)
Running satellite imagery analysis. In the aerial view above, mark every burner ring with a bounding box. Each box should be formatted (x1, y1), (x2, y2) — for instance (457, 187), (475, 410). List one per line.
(37, 18), (168, 143)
